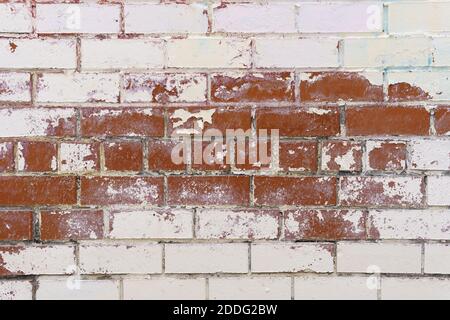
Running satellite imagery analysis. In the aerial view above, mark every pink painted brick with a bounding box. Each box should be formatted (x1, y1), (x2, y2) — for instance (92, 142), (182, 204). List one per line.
(196, 209), (279, 240)
(296, 3), (383, 33)
(0, 39), (76, 69)
(125, 3), (208, 34)
(213, 3), (296, 33)
(251, 243), (334, 273)
(0, 3), (32, 33)
(109, 209), (193, 239)
(0, 73), (30, 102)
(79, 243), (163, 274)
(37, 73), (120, 103)
(340, 176), (425, 207)
(36, 4), (120, 34)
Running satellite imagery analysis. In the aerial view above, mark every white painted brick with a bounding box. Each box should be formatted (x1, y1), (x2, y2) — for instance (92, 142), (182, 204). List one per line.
(123, 277), (206, 300)
(297, 3), (383, 33)
(368, 210), (450, 240)
(428, 176), (450, 206)
(122, 73), (207, 103)
(432, 38), (450, 66)
(0, 108), (75, 138)
(196, 209), (279, 240)
(0, 73), (30, 102)
(81, 39), (165, 70)
(409, 139), (450, 170)
(0, 245), (75, 275)
(79, 244), (162, 274)
(337, 242), (422, 274)
(339, 176), (425, 207)
(209, 277), (291, 300)
(382, 277), (450, 300)
(295, 276), (377, 300)
(389, 2), (450, 33)
(0, 281), (32, 300)
(165, 243), (248, 274)
(60, 143), (98, 173)
(36, 4), (120, 34)
(251, 243), (334, 273)
(388, 71), (450, 100)
(0, 4), (32, 33)
(37, 72), (120, 103)
(109, 209), (193, 239)
(254, 38), (339, 68)
(36, 278), (120, 300)
(0, 39), (76, 69)
(167, 38), (251, 68)
(425, 244), (450, 275)
(213, 3), (296, 33)
(125, 3), (208, 33)
(343, 38), (432, 67)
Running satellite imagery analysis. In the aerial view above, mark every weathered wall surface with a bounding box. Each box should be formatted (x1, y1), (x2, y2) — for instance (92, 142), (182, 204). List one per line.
(0, 0), (449, 300)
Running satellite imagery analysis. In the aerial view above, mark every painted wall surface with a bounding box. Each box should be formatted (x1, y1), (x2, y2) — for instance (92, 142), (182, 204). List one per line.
(0, 0), (449, 300)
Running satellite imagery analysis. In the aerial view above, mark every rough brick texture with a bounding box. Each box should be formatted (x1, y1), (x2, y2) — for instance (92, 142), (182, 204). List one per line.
(0, 0), (449, 301)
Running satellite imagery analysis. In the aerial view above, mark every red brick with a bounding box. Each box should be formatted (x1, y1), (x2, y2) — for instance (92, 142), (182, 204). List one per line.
(0, 142), (14, 172)
(81, 108), (164, 137)
(301, 72), (383, 102)
(346, 106), (430, 136)
(321, 141), (362, 172)
(168, 176), (250, 206)
(211, 72), (294, 102)
(256, 107), (340, 137)
(388, 82), (431, 102)
(284, 210), (367, 240)
(17, 141), (57, 172)
(192, 140), (230, 171)
(40, 210), (104, 241)
(80, 176), (164, 206)
(367, 141), (407, 171)
(0, 177), (77, 206)
(104, 141), (143, 172)
(435, 107), (450, 135)
(148, 139), (186, 171)
(0, 211), (33, 241)
(279, 141), (318, 172)
(340, 176), (425, 207)
(168, 107), (251, 136)
(254, 176), (337, 206)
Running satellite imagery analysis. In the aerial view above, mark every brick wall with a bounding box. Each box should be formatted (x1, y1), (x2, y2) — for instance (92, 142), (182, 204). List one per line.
(0, 0), (449, 300)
